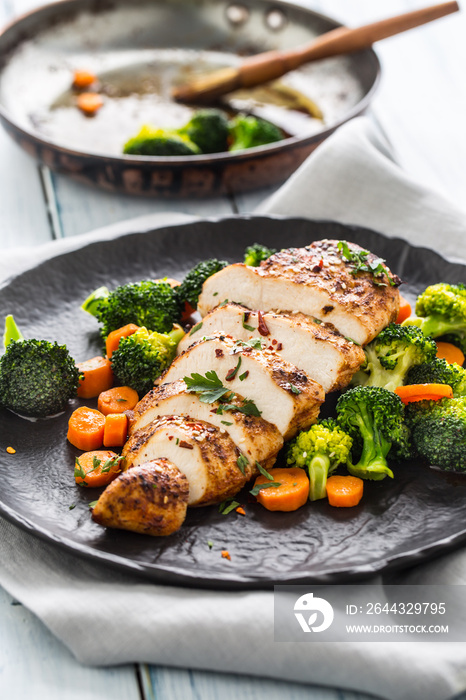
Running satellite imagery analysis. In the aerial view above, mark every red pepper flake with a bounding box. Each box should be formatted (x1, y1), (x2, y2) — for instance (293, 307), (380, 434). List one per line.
(257, 311), (270, 336)
(6, 446), (16, 454)
(235, 506), (246, 516)
(215, 348), (224, 358)
(272, 339), (277, 345)
(276, 343), (283, 351)
(221, 550), (231, 560)
(178, 440), (194, 449)
(168, 435), (174, 441)
(311, 258), (324, 273)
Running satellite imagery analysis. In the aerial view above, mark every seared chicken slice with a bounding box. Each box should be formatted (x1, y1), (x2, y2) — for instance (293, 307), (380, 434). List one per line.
(91, 459), (189, 536)
(123, 416), (265, 506)
(178, 302), (365, 392)
(129, 379), (284, 465)
(198, 239), (400, 346)
(157, 333), (324, 439)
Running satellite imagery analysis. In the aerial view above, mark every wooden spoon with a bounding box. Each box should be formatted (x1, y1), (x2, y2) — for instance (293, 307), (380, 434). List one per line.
(172, 1), (459, 103)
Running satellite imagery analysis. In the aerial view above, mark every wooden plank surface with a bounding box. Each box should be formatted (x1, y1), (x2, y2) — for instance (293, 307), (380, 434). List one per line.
(0, 587), (141, 700)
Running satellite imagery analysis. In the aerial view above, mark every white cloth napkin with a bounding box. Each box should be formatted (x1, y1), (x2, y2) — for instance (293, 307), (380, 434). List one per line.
(2, 117), (466, 700)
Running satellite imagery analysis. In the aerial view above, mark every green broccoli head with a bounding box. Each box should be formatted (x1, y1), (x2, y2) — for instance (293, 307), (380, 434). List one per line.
(336, 386), (410, 480)
(89, 280), (182, 338)
(354, 323), (437, 392)
(408, 396), (466, 471)
(176, 259), (228, 310)
(111, 325), (185, 395)
(181, 109), (229, 154)
(228, 114), (284, 151)
(0, 315), (81, 418)
(243, 243), (277, 267)
(402, 283), (466, 351)
(406, 357), (466, 397)
(287, 418), (353, 500)
(123, 125), (201, 156)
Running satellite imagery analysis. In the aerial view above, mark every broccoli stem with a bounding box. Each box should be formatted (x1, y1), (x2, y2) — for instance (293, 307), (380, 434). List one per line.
(3, 314), (24, 348)
(403, 315), (461, 339)
(81, 286), (110, 317)
(348, 404), (394, 480)
(308, 454), (332, 501)
(169, 324), (186, 346)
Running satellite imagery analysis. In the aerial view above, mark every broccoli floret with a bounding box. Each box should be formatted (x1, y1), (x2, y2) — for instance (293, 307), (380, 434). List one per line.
(336, 386), (410, 480)
(111, 325), (185, 395)
(123, 125), (201, 156)
(243, 243), (277, 267)
(176, 259), (228, 310)
(408, 396), (466, 471)
(181, 109), (229, 154)
(406, 357), (466, 397)
(228, 114), (283, 151)
(83, 280), (182, 338)
(287, 418), (353, 500)
(353, 323), (437, 392)
(0, 315), (81, 418)
(402, 283), (466, 352)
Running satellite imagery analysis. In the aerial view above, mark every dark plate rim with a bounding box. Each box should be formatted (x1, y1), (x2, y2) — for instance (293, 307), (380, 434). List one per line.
(1, 213), (466, 590)
(0, 0), (381, 164)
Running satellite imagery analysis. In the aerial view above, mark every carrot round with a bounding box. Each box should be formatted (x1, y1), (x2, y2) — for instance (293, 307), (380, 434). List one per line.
(74, 450), (123, 488)
(396, 294), (412, 324)
(326, 475), (363, 507)
(72, 70), (97, 89)
(77, 92), (103, 115)
(103, 413), (128, 447)
(67, 406), (105, 451)
(105, 323), (139, 359)
(97, 386), (139, 415)
(77, 356), (113, 398)
(395, 383), (454, 404)
(436, 341), (465, 366)
(253, 467), (309, 512)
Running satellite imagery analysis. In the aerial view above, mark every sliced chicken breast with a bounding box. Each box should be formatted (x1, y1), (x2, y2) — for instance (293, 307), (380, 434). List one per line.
(198, 239), (400, 346)
(91, 459), (189, 536)
(179, 302), (365, 392)
(129, 379), (284, 465)
(123, 416), (265, 506)
(157, 333), (324, 439)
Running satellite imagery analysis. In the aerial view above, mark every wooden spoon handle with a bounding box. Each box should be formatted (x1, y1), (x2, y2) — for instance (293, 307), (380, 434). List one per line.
(239, 1), (459, 87)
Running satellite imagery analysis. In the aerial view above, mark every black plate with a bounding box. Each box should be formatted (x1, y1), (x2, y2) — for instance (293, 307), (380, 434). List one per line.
(1, 216), (466, 590)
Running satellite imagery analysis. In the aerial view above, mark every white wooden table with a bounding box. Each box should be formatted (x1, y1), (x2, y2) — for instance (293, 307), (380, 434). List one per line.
(1, 1), (466, 698)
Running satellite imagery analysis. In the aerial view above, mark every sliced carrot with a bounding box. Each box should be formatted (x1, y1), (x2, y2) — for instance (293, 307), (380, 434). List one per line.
(396, 294), (412, 324)
(103, 413), (128, 447)
(436, 341), (465, 366)
(395, 383), (454, 404)
(253, 467), (309, 512)
(74, 450), (123, 488)
(67, 406), (105, 451)
(72, 70), (97, 89)
(105, 323), (139, 359)
(77, 356), (113, 398)
(77, 92), (103, 115)
(326, 475), (363, 507)
(97, 386), (139, 415)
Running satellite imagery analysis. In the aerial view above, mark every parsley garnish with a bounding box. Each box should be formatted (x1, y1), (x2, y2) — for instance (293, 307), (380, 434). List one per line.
(207, 539), (214, 548)
(255, 461), (274, 481)
(184, 370), (230, 403)
(239, 371), (249, 381)
(236, 453), (249, 474)
(219, 299), (229, 307)
(221, 420), (233, 426)
(242, 313), (256, 332)
(344, 336), (361, 346)
(225, 356), (242, 381)
(219, 498), (240, 515)
(69, 503), (76, 511)
(189, 321), (203, 336)
(289, 384), (301, 395)
(217, 399), (262, 417)
(88, 500), (98, 509)
(337, 240), (395, 286)
(235, 338), (264, 350)
(250, 481), (281, 496)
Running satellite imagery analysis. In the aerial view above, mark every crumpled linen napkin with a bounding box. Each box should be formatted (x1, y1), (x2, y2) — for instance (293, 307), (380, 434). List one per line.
(1, 117), (466, 700)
